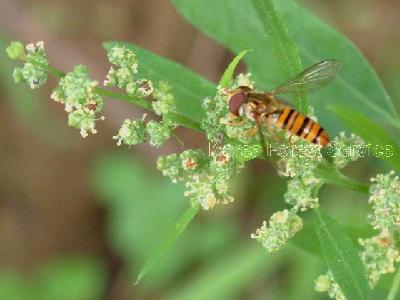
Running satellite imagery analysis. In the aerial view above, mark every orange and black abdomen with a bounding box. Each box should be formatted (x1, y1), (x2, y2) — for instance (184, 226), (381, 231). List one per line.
(274, 106), (329, 146)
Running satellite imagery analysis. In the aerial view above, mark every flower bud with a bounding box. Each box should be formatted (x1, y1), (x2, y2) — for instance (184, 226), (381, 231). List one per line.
(6, 41), (25, 60)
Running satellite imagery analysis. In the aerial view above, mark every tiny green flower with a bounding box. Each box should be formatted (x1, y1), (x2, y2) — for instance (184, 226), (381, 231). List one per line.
(284, 171), (321, 211)
(157, 146), (243, 209)
(107, 46), (138, 70)
(277, 140), (322, 178)
(6, 41), (25, 60)
(251, 209), (303, 253)
(201, 94), (229, 143)
(104, 46), (139, 94)
(157, 153), (183, 183)
(8, 41), (49, 89)
(113, 117), (148, 146)
(359, 230), (400, 286)
(331, 132), (365, 169)
(180, 149), (207, 172)
(314, 272), (346, 300)
(20, 62), (48, 89)
(152, 81), (176, 116)
(368, 171), (400, 231)
(51, 64), (104, 137)
(68, 109), (104, 138)
(184, 171), (219, 210)
(146, 120), (172, 147)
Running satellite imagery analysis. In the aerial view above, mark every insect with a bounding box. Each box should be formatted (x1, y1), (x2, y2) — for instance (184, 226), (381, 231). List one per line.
(226, 59), (341, 146)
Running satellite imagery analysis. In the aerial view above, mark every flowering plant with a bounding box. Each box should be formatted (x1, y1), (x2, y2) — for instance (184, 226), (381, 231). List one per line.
(6, 0), (400, 299)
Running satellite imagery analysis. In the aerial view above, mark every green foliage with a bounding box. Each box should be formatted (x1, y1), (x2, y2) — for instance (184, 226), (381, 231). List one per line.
(5, 0), (400, 299)
(172, 0), (399, 135)
(35, 257), (107, 300)
(164, 243), (282, 300)
(135, 204), (200, 284)
(0, 257), (106, 300)
(91, 152), (284, 297)
(249, 0), (306, 113)
(314, 208), (370, 300)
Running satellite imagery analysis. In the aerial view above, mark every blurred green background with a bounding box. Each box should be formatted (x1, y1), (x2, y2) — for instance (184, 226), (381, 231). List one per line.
(1, 0), (399, 299)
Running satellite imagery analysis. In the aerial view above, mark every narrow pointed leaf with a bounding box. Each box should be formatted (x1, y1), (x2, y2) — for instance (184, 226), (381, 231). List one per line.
(314, 208), (370, 300)
(135, 204), (200, 284)
(249, 0), (307, 113)
(219, 49), (251, 88)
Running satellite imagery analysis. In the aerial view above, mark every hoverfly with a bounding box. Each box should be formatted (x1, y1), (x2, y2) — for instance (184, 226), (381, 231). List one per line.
(226, 60), (341, 146)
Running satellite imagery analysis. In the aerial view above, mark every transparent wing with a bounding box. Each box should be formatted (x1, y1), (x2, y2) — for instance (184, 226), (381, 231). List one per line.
(269, 59), (341, 95)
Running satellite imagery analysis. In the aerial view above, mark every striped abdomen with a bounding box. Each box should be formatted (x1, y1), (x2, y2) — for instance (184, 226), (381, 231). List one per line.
(268, 106), (329, 146)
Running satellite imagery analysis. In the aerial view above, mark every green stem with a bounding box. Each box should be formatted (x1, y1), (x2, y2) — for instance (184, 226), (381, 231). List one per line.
(30, 59), (370, 194)
(36, 60), (203, 131)
(95, 88), (152, 110)
(387, 267), (400, 300)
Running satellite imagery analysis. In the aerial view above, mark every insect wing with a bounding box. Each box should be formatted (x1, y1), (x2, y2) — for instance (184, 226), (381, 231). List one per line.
(269, 59), (341, 95)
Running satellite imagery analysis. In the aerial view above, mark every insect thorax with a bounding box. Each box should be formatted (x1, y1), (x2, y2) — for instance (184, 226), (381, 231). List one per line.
(241, 98), (277, 123)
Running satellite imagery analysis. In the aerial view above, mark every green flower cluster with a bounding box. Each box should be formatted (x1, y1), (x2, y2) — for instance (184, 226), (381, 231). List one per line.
(251, 208), (303, 253)
(359, 230), (400, 286)
(105, 46), (178, 147)
(104, 46), (154, 98)
(279, 139), (323, 211)
(113, 117), (176, 148)
(7, 41), (48, 89)
(157, 146), (243, 210)
(51, 65), (104, 137)
(369, 171), (400, 231)
(202, 73), (259, 144)
(113, 117), (147, 146)
(152, 81), (176, 116)
(331, 132), (365, 169)
(284, 171), (321, 211)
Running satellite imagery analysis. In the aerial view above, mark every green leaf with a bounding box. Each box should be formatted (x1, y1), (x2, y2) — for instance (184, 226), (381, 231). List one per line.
(219, 49), (251, 88)
(314, 161), (369, 194)
(314, 207), (370, 300)
(249, 0), (306, 113)
(330, 105), (400, 171)
(165, 242), (282, 300)
(0, 270), (33, 300)
(172, 0), (399, 135)
(387, 267), (400, 300)
(135, 204), (200, 284)
(35, 257), (107, 300)
(103, 41), (215, 123)
(91, 153), (203, 288)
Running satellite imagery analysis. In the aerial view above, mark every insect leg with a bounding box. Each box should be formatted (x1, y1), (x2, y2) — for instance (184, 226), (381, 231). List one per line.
(256, 121), (269, 160)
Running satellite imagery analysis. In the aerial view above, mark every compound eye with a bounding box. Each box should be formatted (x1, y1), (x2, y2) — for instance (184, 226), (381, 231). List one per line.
(228, 92), (246, 116)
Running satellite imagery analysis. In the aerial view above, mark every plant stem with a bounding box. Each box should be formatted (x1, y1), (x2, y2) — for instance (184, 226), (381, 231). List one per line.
(38, 60), (203, 131)
(387, 267), (400, 300)
(32, 59), (370, 194)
